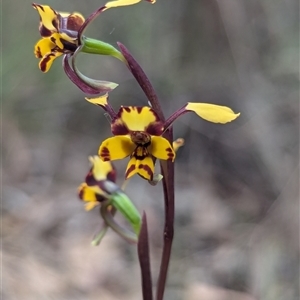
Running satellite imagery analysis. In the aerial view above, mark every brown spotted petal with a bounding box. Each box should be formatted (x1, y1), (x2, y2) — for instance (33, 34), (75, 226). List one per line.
(148, 136), (175, 162)
(111, 106), (164, 135)
(99, 136), (136, 161)
(125, 155), (154, 181)
(78, 183), (105, 211)
(32, 3), (59, 37)
(85, 156), (117, 184)
(39, 51), (63, 73)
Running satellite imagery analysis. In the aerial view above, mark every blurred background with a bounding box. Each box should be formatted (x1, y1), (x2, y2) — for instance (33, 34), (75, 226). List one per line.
(2, 0), (299, 299)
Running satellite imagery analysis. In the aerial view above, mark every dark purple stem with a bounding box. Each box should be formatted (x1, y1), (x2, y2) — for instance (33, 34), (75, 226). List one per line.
(97, 94), (117, 121)
(163, 105), (189, 131)
(117, 42), (165, 122)
(63, 54), (117, 96)
(118, 43), (175, 300)
(138, 213), (153, 300)
(77, 6), (106, 42)
(156, 127), (174, 300)
(63, 54), (102, 94)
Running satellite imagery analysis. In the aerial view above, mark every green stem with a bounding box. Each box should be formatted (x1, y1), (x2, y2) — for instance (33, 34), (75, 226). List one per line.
(91, 226), (109, 246)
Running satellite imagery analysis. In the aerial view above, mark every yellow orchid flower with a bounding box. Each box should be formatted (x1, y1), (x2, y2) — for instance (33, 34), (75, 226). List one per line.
(78, 156), (116, 211)
(99, 106), (175, 181)
(86, 91), (239, 181)
(33, 3), (85, 72)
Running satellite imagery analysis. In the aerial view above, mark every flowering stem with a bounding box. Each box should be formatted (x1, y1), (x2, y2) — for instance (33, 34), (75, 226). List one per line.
(138, 213), (153, 300)
(118, 42), (175, 300)
(117, 43), (165, 122)
(163, 105), (188, 131)
(156, 127), (174, 300)
(78, 6), (107, 43)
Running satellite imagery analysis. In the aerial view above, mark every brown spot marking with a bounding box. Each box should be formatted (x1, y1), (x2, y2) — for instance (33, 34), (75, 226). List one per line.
(40, 53), (56, 72)
(166, 147), (175, 160)
(85, 171), (97, 186)
(39, 25), (52, 37)
(149, 108), (160, 120)
(125, 164), (136, 179)
(107, 169), (117, 182)
(111, 123), (128, 135)
(52, 19), (59, 31)
(138, 164), (153, 180)
(133, 146), (148, 159)
(35, 46), (42, 58)
(96, 194), (106, 202)
(100, 147), (110, 161)
(146, 122), (164, 135)
(50, 36), (57, 44)
(78, 188), (84, 200)
(115, 106), (129, 121)
(136, 107), (143, 114)
(123, 106), (131, 113)
(61, 39), (77, 52)
(34, 4), (45, 11)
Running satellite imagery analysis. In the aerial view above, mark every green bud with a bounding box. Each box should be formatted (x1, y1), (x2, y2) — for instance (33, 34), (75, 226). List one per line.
(100, 201), (138, 244)
(110, 192), (141, 236)
(81, 37), (126, 62)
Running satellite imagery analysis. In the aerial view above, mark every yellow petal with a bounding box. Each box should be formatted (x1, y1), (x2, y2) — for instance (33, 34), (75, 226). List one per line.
(116, 106), (161, 132)
(105, 0), (155, 7)
(33, 4), (58, 32)
(125, 156), (154, 180)
(78, 183), (100, 211)
(105, 0), (141, 8)
(125, 156), (138, 179)
(85, 202), (100, 211)
(186, 102), (240, 124)
(173, 138), (184, 152)
(34, 38), (56, 58)
(47, 32), (73, 49)
(59, 32), (77, 44)
(136, 156), (154, 180)
(78, 182), (106, 207)
(89, 155), (114, 181)
(99, 136), (135, 161)
(149, 136), (175, 162)
(48, 33), (64, 49)
(39, 51), (62, 72)
(86, 94), (109, 110)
